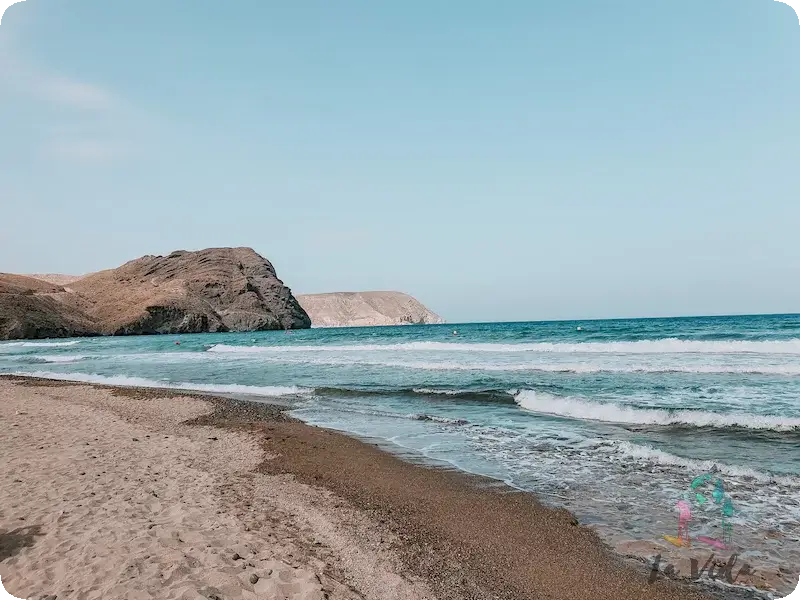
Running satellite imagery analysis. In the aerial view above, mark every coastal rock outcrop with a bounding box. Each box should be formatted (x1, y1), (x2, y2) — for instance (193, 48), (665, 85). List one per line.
(297, 291), (444, 328)
(0, 274), (98, 339)
(0, 248), (310, 339)
(69, 248), (310, 335)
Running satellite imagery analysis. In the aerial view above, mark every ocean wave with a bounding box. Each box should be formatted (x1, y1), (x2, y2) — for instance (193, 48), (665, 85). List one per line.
(215, 354), (800, 376)
(407, 413), (469, 425)
(513, 390), (800, 431)
(606, 441), (798, 484)
(207, 338), (800, 355)
(13, 371), (314, 397)
(0, 340), (81, 349)
(37, 354), (88, 363)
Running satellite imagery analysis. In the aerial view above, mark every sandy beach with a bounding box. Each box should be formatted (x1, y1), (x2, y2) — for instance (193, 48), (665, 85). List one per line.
(0, 376), (761, 600)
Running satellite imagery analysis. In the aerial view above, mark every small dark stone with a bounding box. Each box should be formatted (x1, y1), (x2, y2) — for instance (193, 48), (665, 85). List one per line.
(249, 573), (259, 584)
(132, 438), (139, 441)
(232, 552), (242, 560)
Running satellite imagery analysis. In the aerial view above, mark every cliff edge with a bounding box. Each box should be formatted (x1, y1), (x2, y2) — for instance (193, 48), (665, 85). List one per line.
(1, 248), (310, 339)
(297, 291), (444, 328)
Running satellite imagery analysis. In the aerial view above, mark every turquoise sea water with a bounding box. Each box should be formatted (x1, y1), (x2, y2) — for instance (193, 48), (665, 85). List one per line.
(2, 314), (799, 594)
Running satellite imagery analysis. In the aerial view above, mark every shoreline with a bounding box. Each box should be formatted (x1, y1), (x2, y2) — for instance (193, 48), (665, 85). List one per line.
(0, 375), (773, 599)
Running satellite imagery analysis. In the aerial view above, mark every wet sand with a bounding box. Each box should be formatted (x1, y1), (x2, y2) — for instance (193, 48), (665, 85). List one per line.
(0, 376), (758, 599)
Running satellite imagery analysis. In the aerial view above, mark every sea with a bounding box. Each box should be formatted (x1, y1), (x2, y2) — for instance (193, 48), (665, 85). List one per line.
(2, 314), (799, 596)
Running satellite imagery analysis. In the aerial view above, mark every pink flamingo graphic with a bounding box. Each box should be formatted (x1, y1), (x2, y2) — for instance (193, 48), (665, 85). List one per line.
(676, 499), (692, 547)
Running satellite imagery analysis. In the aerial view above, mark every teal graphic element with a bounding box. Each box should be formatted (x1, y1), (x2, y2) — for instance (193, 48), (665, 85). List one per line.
(673, 473), (738, 550)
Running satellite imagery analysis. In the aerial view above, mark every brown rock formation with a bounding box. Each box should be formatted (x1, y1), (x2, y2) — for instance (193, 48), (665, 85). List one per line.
(0, 248), (310, 339)
(297, 291), (444, 328)
(0, 274), (98, 340)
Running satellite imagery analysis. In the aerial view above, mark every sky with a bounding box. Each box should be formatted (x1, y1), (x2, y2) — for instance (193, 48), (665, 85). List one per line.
(1, 0), (798, 323)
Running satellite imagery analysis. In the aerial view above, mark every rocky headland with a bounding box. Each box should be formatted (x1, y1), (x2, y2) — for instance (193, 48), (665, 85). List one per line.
(0, 248), (310, 339)
(296, 291), (444, 328)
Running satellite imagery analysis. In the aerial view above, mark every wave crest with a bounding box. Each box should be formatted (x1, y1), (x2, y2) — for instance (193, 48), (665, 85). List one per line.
(13, 372), (314, 398)
(1, 340), (81, 349)
(207, 338), (800, 355)
(513, 390), (800, 431)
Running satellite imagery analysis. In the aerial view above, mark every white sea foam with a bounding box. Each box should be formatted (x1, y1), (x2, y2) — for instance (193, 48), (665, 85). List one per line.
(14, 371), (314, 397)
(407, 413), (469, 425)
(606, 440), (798, 485)
(513, 389), (800, 431)
(207, 338), (800, 355)
(33, 355), (87, 363)
(219, 354), (800, 376)
(0, 340), (81, 349)
(412, 387), (473, 395)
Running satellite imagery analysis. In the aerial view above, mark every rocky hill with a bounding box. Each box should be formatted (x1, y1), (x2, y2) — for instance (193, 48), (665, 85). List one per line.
(0, 274), (98, 339)
(25, 274), (85, 287)
(1, 248), (310, 339)
(297, 291), (444, 328)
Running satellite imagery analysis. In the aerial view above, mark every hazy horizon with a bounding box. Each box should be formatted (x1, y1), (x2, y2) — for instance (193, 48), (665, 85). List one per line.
(2, 1), (799, 323)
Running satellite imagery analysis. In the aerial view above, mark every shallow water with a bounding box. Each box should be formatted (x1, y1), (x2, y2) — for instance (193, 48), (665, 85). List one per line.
(2, 314), (799, 595)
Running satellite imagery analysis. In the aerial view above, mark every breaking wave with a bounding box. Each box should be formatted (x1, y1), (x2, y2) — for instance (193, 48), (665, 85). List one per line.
(513, 390), (800, 431)
(603, 440), (797, 484)
(13, 371), (314, 397)
(204, 354), (800, 376)
(407, 413), (469, 425)
(207, 338), (800, 355)
(0, 340), (81, 349)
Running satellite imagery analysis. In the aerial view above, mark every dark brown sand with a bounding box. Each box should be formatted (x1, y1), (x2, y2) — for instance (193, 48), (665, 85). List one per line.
(3, 376), (735, 600)
(189, 394), (725, 600)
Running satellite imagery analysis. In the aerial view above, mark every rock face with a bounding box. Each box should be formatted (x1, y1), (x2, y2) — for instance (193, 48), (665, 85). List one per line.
(0, 274), (99, 340)
(0, 248), (310, 339)
(25, 274), (85, 286)
(297, 291), (444, 328)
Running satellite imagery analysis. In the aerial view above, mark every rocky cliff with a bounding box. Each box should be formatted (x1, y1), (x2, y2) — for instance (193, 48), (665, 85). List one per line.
(297, 291), (444, 328)
(0, 248), (310, 339)
(0, 274), (98, 340)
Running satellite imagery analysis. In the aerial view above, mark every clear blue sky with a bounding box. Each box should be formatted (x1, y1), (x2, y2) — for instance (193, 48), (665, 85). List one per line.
(1, 0), (798, 323)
